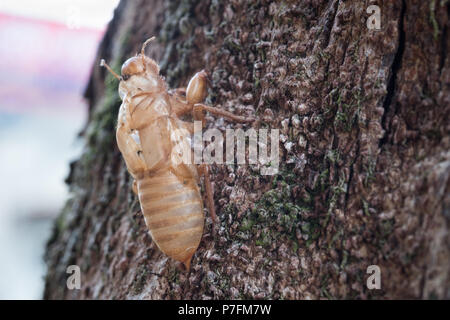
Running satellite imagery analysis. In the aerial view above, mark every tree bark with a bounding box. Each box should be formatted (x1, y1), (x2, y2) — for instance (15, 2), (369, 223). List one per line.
(44, 0), (449, 299)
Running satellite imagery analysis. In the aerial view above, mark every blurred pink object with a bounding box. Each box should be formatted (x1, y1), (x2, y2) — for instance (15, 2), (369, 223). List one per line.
(0, 13), (103, 115)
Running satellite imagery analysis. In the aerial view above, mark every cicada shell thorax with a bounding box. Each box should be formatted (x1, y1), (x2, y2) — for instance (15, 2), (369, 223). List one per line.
(116, 98), (146, 178)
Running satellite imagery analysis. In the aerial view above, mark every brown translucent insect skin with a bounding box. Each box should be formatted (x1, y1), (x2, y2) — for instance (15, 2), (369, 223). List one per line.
(101, 38), (252, 271)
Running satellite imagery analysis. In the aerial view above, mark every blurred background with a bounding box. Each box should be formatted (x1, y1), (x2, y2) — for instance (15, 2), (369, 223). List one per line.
(0, 0), (119, 299)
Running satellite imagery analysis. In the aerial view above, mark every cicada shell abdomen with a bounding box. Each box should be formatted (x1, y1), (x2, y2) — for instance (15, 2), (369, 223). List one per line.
(136, 169), (204, 270)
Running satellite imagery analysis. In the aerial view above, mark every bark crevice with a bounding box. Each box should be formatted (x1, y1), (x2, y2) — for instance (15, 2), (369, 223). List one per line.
(379, 0), (406, 147)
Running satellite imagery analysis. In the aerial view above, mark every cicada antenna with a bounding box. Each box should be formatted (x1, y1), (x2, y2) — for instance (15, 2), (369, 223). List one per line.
(141, 36), (156, 56)
(141, 36), (156, 71)
(100, 59), (121, 81)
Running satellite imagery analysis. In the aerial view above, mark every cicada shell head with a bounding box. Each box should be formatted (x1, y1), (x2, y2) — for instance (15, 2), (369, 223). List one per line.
(118, 37), (164, 98)
(119, 55), (162, 97)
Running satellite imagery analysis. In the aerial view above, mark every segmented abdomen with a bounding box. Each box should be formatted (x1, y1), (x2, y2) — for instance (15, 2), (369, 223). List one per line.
(137, 169), (204, 270)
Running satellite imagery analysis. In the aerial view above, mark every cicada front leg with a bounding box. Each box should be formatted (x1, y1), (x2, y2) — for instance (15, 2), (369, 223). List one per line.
(193, 103), (254, 123)
(116, 103), (148, 195)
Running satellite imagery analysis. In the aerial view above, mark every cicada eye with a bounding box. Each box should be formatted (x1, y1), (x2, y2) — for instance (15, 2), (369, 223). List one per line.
(121, 57), (144, 79)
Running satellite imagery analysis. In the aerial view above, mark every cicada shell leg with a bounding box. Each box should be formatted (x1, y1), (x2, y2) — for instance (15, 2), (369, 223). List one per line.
(193, 103), (254, 123)
(132, 180), (138, 195)
(198, 164), (217, 224)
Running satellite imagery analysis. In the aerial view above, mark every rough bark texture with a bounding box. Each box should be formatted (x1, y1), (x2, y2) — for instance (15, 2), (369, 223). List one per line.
(44, 0), (449, 299)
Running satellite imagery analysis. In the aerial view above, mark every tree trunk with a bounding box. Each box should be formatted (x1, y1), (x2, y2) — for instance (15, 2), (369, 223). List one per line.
(44, 0), (449, 299)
